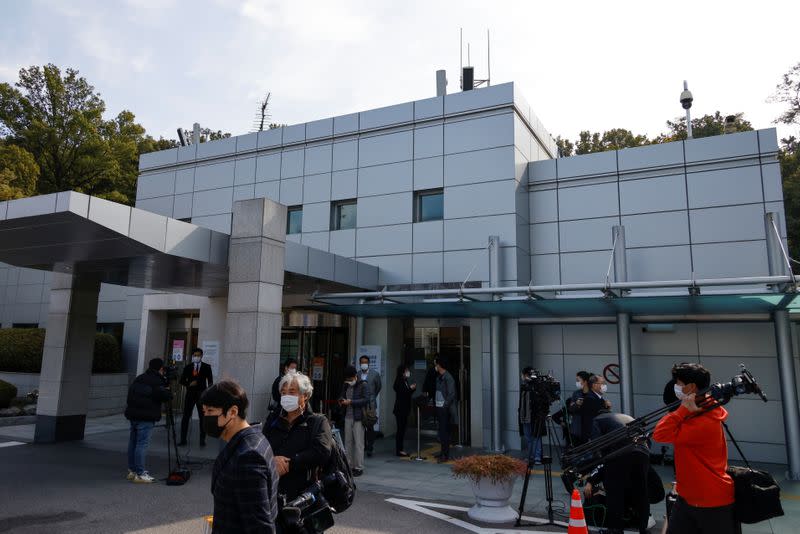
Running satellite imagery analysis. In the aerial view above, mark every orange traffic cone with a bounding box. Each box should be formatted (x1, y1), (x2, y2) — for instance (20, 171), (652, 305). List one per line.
(568, 489), (588, 534)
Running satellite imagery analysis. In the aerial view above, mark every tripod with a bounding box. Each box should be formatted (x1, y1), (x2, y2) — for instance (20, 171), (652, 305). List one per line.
(164, 385), (191, 485)
(516, 414), (561, 527)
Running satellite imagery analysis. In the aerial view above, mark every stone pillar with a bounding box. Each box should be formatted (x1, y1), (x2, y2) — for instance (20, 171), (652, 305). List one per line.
(222, 198), (286, 423)
(35, 273), (101, 442)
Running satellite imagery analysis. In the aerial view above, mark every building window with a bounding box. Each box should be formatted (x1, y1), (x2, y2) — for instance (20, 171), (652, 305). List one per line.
(97, 323), (124, 347)
(414, 189), (444, 222)
(287, 206), (303, 234)
(331, 199), (357, 230)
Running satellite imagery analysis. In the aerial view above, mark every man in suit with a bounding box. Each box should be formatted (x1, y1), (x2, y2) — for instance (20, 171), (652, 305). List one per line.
(577, 374), (611, 443)
(358, 354), (382, 457)
(179, 347), (213, 446)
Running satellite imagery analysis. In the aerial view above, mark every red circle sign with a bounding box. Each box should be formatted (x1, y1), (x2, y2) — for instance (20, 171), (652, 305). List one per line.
(604, 364), (621, 384)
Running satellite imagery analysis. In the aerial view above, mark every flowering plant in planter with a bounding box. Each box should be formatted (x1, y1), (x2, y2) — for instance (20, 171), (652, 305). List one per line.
(451, 454), (527, 485)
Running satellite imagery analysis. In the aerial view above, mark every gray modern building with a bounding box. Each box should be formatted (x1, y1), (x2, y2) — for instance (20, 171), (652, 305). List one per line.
(1, 81), (798, 478)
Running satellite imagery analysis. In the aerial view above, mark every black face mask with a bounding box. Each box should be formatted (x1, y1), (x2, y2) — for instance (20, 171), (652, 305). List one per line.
(203, 412), (231, 439)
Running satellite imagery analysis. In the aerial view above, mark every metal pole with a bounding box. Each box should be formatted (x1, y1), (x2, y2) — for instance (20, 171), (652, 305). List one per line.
(613, 226), (634, 416)
(489, 235), (503, 452)
(414, 404), (425, 461)
(355, 298), (365, 354)
(773, 310), (800, 480)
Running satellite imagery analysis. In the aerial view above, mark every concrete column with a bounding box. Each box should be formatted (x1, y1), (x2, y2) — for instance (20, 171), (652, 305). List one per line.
(222, 198), (286, 424)
(35, 273), (101, 442)
(488, 235), (502, 451)
(612, 225), (634, 416)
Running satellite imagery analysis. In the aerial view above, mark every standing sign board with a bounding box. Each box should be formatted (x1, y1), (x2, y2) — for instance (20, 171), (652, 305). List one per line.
(357, 345), (383, 431)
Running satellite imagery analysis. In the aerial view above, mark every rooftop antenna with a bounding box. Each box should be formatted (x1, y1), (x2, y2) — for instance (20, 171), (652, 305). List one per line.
(680, 80), (694, 139)
(252, 92), (272, 132)
(487, 28), (491, 86)
(460, 29), (491, 91)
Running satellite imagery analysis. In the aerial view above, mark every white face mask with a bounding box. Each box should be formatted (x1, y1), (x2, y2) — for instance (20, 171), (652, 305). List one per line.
(600, 384), (608, 394)
(404, 371), (411, 378)
(287, 368), (297, 375)
(360, 363), (369, 372)
(192, 357), (201, 364)
(576, 381), (582, 389)
(281, 394), (300, 413)
(674, 384), (687, 400)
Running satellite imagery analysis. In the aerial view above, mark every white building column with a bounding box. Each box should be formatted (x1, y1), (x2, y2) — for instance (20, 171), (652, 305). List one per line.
(222, 198), (286, 423)
(35, 273), (101, 442)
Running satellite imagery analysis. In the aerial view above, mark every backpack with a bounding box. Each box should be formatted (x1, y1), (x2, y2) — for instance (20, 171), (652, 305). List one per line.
(309, 414), (356, 514)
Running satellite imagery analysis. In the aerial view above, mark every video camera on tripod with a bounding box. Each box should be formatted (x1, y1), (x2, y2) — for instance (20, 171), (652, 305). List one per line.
(278, 471), (350, 533)
(520, 369), (561, 407)
(561, 364), (768, 489)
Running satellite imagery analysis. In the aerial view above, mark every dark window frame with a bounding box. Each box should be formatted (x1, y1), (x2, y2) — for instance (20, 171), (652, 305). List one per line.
(287, 205), (303, 234)
(414, 188), (444, 223)
(331, 199), (357, 231)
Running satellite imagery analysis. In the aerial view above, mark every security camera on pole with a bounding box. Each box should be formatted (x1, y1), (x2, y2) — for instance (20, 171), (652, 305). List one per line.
(680, 80), (694, 139)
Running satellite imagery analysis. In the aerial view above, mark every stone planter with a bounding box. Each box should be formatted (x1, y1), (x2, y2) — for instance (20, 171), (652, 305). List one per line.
(467, 477), (518, 524)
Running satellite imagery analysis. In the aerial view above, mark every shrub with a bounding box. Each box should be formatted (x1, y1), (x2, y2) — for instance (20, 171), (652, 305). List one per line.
(92, 333), (123, 373)
(0, 380), (18, 409)
(0, 329), (123, 374)
(451, 454), (527, 485)
(0, 328), (45, 373)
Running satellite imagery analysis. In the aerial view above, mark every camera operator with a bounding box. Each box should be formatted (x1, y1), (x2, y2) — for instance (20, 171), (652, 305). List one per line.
(577, 375), (612, 443)
(263, 372), (333, 501)
(178, 347), (213, 447)
(202, 380), (279, 534)
(518, 367), (545, 464)
(584, 411), (652, 534)
(124, 357), (173, 483)
(653, 363), (736, 534)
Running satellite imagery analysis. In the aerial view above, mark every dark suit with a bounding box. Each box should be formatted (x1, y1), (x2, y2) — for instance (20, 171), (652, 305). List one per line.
(180, 361), (213, 443)
(393, 376), (414, 454)
(578, 391), (606, 443)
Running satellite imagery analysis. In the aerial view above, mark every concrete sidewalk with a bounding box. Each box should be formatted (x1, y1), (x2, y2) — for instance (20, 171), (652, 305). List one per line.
(2, 414), (799, 533)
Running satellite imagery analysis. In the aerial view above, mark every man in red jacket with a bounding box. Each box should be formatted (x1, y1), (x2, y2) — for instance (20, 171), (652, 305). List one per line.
(653, 363), (737, 534)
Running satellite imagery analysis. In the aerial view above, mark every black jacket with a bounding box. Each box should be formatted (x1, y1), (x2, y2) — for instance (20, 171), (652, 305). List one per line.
(211, 426), (279, 534)
(179, 361), (213, 397)
(590, 412), (650, 456)
(262, 408), (333, 501)
(393, 375), (414, 417)
(578, 392), (607, 441)
(124, 369), (172, 422)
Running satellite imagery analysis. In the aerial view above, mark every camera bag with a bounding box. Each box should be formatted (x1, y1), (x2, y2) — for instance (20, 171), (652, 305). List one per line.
(723, 423), (784, 524)
(309, 415), (356, 513)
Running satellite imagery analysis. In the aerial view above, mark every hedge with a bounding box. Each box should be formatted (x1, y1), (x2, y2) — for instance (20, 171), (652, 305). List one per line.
(0, 379), (17, 409)
(0, 328), (123, 374)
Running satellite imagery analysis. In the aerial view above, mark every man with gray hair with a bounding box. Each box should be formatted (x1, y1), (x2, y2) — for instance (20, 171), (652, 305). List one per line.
(262, 371), (333, 501)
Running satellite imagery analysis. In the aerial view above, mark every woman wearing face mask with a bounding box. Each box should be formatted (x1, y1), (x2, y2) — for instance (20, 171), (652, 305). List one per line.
(262, 372), (333, 502)
(200, 380), (279, 533)
(566, 371), (592, 447)
(338, 365), (370, 476)
(392, 364), (416, 457)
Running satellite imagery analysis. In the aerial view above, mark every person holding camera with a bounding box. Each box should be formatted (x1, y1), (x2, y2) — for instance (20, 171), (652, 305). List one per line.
(202, 380), (279, 534)
(518, 367), (545, 464)
(262, 372), (333, 501)
(653, 363), (736, 534)
(179, 347), (213, 447)
(124, 358), (173, 483)
(338, 365), (370, 476)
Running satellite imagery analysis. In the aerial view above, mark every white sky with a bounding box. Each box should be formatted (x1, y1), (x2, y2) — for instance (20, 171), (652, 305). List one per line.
(1, 0), (799, 144)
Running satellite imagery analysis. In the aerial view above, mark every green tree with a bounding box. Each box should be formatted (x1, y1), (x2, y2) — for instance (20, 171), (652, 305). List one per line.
(557, 128), (650, 156)
(770, 61), (800, 127)
(0, 64), (154, 204)
(182, 127), (231, 143)
(654, 111), (753, 142)
(0, 143), (39, 200)
(780, 136), (800, 262)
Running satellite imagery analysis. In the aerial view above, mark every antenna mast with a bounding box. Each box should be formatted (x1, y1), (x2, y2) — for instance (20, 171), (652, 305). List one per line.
(252, 92), (272, 132)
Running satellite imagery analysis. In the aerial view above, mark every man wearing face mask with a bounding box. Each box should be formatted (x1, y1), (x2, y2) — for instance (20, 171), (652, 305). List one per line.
(358, 355), (382, 457)
(270, 358), (297, 413)
(201, 380), (279, 533)
(179, 347), (213, 447)
(262, 372), (333, 501)
(578, 375), (612, 443)
(653, 363), (736, 534)
(339, 365), (370, 476)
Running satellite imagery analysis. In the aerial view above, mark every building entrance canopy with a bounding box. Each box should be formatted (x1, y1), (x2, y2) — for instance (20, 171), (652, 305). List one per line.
(0, 192), (230, 296)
